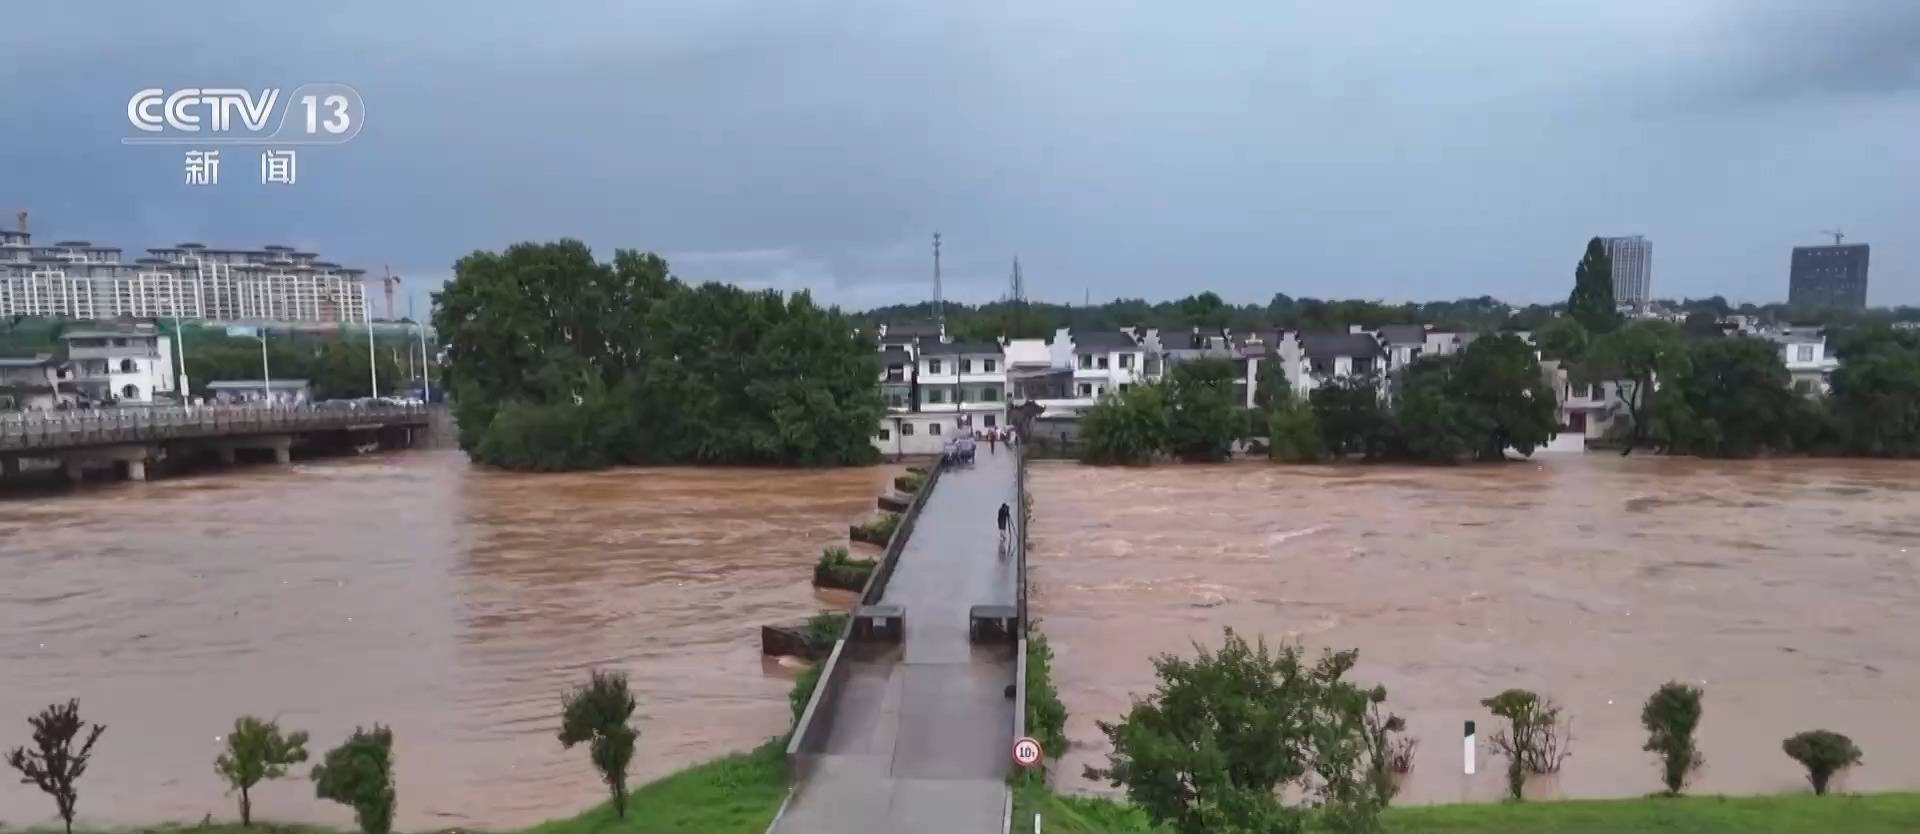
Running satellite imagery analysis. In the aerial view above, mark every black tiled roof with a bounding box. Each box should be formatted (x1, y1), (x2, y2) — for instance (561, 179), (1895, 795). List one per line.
(1378, 324), (1428, 345)
(1299, 331), (1384, 359)
(1072, 331), (1139, 351)
(919, 340), (1004, 356)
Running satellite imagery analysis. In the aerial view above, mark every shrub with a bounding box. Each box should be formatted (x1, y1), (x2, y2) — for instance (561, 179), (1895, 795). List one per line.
(802, 610), (849, 651)
(851, 513), (902, 545)
(1080, 384), (1169, 465)
(894, 471), (928, 493)
(1481, 689), (1572, 801)
(311, 725), (396, 834)
(214, 716), (310, 826)
(5, 700), (106, 834)
(1024, 633), (1070, 770)
(814, 546), (877, 590)
(1640, 682), (1703, 795)
(790, 662), (825, 727)
(559, 669), (639, 818)
(1783, 730), (1862, 796)
(1089, 629), (1397, 834)
(1267, 397), (1325, 462)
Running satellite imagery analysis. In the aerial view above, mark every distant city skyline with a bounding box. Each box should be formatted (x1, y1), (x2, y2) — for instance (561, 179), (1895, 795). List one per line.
(5, 2), (1917, 308)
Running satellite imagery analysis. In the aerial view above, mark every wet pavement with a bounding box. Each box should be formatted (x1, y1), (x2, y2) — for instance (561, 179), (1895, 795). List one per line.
(774, 449), (1019, 834)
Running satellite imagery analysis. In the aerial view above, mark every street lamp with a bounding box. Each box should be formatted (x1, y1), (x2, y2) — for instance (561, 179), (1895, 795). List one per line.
(222, 324), (271, 404)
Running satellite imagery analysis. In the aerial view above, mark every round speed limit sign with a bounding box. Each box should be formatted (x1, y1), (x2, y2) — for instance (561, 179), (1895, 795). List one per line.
(1012, 735), (1043, 767)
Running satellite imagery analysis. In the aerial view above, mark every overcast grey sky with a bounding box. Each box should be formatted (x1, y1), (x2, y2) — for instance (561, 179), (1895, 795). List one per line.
(3, 1), (1916, 310)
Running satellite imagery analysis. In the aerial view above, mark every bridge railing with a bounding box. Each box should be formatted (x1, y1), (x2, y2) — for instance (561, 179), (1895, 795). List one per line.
(0, 403), (430, 452)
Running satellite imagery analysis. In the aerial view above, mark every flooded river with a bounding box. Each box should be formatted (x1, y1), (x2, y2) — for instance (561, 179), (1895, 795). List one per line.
(0, 451), (897, 830)
(1029, 456), (1920, 802)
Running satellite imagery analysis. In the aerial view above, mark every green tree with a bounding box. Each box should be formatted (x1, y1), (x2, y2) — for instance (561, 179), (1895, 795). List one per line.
(1310, 377), (1391, 459)
(1481, 689), (1571, 801)
(433, 242), (883, 470)
(1267, 397), (1326, 463)
(1165, 358), (1241, 462)
(214, 716), (310, 826)
(1392, 358), (1483, 463)
(1660, 336), (1802, 457)
(1080, 384), (1169, 465)
(1447, 334), (1559, 460)
(1534, 316), (1589, 362)
(1640, 683), (1703, 796)
(1567, 237), (1621, 335)
(1024, 634), (1070, 773)
(559, 670), (639, 818)
(1828, 327), (1920, 456)
(1681, 312), (1724, 340)
(5, 701), (106, 834)
(1588, 320), (1688, 455)
(1782, 730), (1862, 796)
(311, 725), (395, 834)
(1089, 630), (1400, 834)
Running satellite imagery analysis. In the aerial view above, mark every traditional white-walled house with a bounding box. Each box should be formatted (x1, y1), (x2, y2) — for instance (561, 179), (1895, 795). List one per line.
(1068, 330), (1146, 400)
(1296, 329), (1385, 398)
(1764, 326), (1839, 397)
(61, 325), (175, 404)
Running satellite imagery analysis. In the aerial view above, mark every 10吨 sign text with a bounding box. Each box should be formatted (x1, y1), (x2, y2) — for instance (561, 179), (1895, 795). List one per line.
(124, 83), (365, 187)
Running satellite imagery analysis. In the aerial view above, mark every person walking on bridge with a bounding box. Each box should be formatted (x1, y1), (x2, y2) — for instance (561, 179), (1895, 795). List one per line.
(997, 501), (1013, 554)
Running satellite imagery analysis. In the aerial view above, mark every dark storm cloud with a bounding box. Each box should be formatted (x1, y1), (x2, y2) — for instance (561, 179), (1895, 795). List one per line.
(2, 1), (1916, 308)
(1704, 1), (1920, 104)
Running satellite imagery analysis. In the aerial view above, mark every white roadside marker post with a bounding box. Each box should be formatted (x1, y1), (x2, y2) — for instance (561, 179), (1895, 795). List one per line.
(1464, 720), (1476, 775)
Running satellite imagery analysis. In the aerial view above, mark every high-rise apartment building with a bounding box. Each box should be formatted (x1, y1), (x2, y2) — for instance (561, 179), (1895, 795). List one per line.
(0, 233), (370, 324)
(1603, 235), (1651, 310)
(1788, 243), (1870, 310)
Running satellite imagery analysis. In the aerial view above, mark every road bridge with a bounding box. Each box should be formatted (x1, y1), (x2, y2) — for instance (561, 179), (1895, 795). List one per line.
(0, 403), (432, 481)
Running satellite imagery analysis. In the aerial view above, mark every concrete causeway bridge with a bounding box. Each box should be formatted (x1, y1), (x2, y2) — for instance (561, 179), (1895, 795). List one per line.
(776, 448), (1028, 834)
(0, 403), (434, 481)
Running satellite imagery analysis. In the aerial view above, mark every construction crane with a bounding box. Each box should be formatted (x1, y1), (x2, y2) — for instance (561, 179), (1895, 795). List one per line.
(381, 265), (402, 321)
(1821, 229), (1846, 246)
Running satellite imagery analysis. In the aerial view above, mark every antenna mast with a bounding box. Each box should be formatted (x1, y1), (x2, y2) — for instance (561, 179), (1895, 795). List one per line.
(932, 232), (944, 322)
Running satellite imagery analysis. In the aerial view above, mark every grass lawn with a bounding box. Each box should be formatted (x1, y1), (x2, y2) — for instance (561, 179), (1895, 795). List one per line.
(37, 740), (790, 834)
(1012, 779), (1920, 834)
(513, 739), (788, 834)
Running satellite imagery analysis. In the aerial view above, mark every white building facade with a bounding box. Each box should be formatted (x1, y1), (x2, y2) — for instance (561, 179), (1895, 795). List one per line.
(1604, 235), (1653, 311)
(0, 235), (370, 324)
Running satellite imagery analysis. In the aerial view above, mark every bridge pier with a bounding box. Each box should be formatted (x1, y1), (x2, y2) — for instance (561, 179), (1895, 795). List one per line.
(120, 459), (148, 482)
(208, 434), (294, 465)
(1, 455), (17, 480)
(64, 459), (85, 483)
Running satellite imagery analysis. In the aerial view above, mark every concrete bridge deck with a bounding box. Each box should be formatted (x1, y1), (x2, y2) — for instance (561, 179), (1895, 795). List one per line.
(775, 448), (1019, 834)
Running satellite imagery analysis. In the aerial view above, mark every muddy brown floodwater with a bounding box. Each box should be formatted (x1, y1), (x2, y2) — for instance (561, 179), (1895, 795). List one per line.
(0, 451), (898, 830)
(1028, 455), (1920, 803)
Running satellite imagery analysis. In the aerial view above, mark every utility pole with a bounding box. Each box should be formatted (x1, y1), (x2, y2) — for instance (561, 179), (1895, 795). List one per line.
(932, 232), (944, 323)
(363, 285), (379, 399)
(1010, 257), (1025, 304)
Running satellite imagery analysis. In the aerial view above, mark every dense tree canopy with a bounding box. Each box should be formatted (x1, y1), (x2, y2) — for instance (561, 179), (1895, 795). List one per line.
(1588, 321), (1688, 454)
(433, 241), (883, 470)
(1090, 630), (1402, 834)
(1164, 358), (1241, 462)
(1568, 237), (1621, 335)
(1079, 384), (1169, 465)
(1828, 328), (1920, 457)
(1656, 336), (1807, 458)
(1310, 376), (1393, 460)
